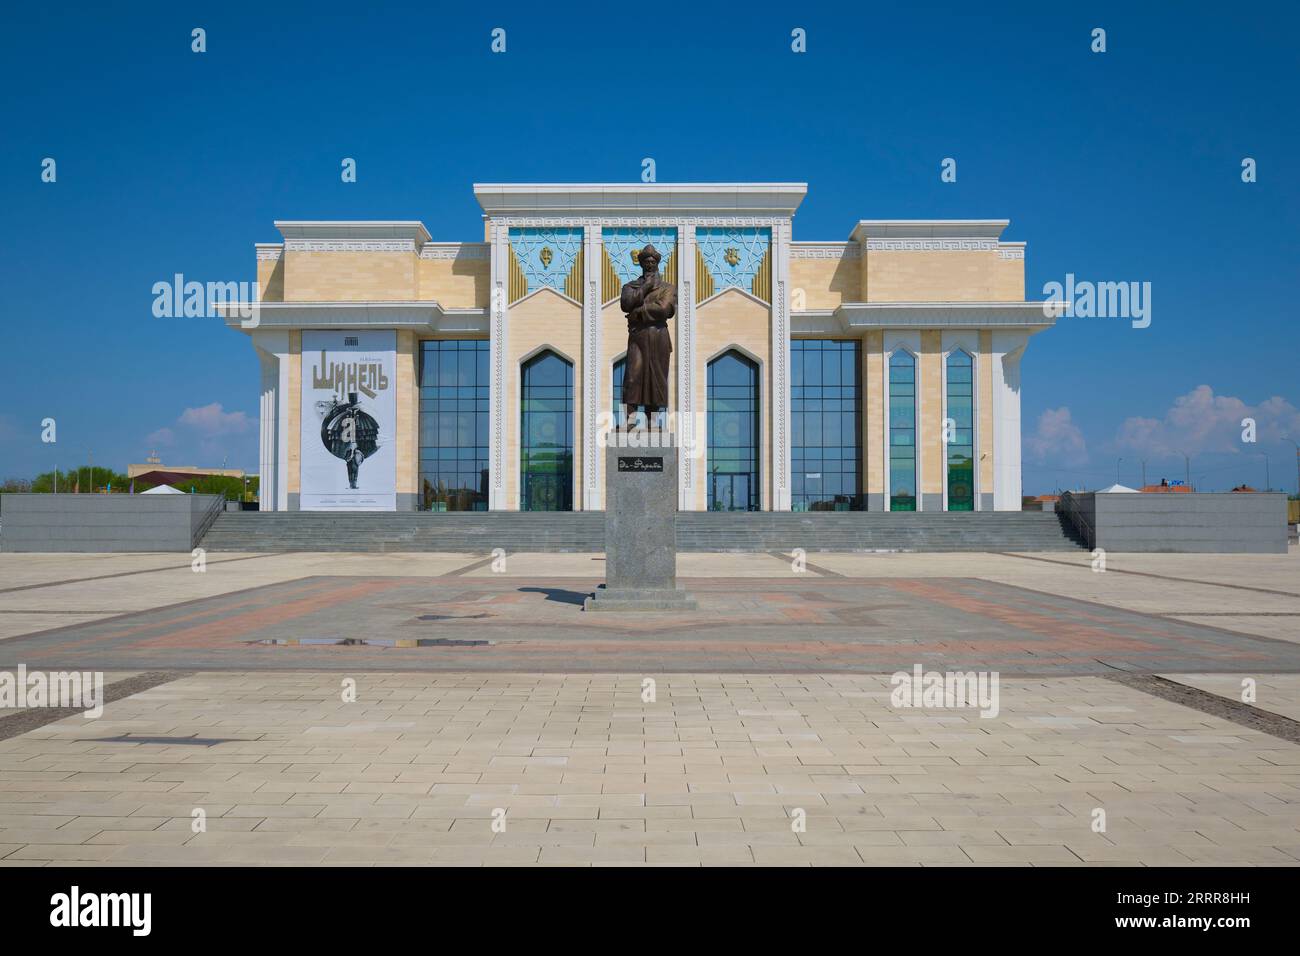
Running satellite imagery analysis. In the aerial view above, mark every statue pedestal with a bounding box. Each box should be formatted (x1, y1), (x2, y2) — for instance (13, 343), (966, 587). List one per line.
(584, 434), (697, 612)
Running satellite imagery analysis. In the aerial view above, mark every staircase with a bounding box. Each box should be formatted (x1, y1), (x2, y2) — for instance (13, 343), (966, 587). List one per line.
(199, 510), (1086, 553)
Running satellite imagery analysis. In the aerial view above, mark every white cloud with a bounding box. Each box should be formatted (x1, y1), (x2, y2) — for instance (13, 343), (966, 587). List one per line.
(1116, 386), (1300, 457)
(142, 403), (253, 465)
(177, 403), (253, 437)
(1025, 406), (1088, 467)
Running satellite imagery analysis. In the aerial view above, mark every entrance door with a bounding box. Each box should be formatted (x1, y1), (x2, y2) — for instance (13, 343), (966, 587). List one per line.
(523, 472), (566, 512)
(710, 473), (752, 512)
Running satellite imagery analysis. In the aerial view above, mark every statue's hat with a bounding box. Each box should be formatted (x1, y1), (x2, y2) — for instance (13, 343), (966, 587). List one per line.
(638, 243), (661, 265)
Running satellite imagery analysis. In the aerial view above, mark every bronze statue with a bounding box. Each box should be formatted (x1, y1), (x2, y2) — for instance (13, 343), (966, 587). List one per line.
(619, 243), (676, 428)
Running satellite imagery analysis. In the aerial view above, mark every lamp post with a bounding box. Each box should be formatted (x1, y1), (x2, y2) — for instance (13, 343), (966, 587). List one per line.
(1116, 457), (1124, 486)
(1262, 453), (1270, 492)
(1176, 450), (1191, 490)
(1284, 438), (1300, 498)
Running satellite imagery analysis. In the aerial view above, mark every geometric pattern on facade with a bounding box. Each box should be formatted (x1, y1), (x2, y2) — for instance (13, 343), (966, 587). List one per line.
(696, 226), (771, 302)
(508, 226), (584, 301)
(600, 227), (678, 302)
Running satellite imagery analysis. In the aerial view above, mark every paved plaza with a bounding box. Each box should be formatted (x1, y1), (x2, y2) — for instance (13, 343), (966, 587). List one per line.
(1, 548), (1298, 865)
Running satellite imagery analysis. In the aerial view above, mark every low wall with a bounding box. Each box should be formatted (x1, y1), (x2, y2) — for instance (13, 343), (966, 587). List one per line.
(0, 494), (225, 553)
(1060, 492), (1288, 553)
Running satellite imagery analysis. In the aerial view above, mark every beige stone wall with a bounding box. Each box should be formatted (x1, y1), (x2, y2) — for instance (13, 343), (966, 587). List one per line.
(865, 250), (1023, 302)
(283, 252), (417, 301)
(919, 330), (943, 498)
(395, 331), (419, 501)
(417, 256), (490, 308)
(978, 330), (995, 503)
(257, 256), (284, 301)
(993, 255), (1025, 299)
(694, 289), (771, 510)
(789, 254), (859, 310)
(504, 289), (584, 511)
(862, 330), (884, 499)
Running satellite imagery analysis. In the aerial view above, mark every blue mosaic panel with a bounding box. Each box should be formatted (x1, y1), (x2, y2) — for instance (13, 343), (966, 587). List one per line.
(509, 227), (583, 296)
(602, 227), (678, 289)
(696, 226), (771, 295)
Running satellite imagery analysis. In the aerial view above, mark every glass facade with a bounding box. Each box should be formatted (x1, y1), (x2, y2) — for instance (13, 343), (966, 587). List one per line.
(945, 350), (975, 511)
(520, 350), (574, 511)
(791, 339), (862, 511)
(888, 350), (918, 511)
(707, 350), (760, 511)
(418, 340), (489, 511)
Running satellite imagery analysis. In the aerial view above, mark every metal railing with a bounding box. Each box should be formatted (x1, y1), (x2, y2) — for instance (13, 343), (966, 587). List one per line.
(1055, 491), (1095, 549)
(192, 494), (226, 547)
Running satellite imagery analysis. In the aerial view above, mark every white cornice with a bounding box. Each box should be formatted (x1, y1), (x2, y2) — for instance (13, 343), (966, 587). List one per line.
(274, 221), (432, 248)
(217, 300), (488, 335)
(473, 183), (807, 219)
(826, 303), (1060, 332)
(850, 220), (1010, 242)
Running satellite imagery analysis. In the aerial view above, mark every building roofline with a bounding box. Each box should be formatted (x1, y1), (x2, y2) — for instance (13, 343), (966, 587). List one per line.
(472, 183), (808, 218)
(273, 221), (432, 244)
(849, 220), (1010, 242)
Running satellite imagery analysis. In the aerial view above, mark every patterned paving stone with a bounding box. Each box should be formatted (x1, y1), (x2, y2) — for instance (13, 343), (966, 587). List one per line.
(3, 576), (1299, 674)
(0, 671), (1296, 866)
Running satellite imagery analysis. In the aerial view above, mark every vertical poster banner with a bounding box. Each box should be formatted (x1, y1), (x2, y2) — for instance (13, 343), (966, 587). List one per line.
(300, 330), (397, 510)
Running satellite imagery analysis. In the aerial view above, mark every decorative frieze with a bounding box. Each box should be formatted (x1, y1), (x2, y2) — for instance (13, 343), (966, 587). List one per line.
(284, 239), (418, 253)
(420, 243), (490, 260)
(865, 238), (998, 252)
(790, 243), (859, 259)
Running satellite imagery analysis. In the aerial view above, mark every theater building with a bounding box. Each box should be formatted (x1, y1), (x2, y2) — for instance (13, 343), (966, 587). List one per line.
(227, 183), (1056, 513)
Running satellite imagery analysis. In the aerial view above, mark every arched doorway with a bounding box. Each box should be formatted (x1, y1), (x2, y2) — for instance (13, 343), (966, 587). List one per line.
(520, 350), (573, 511)
(707, 350), (760, 511)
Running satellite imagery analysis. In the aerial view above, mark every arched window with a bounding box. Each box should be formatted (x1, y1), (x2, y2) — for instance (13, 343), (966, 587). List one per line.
(707, 350), (759, 511)
(945, 349), (974, 511)
(612, 357), (627, 431)
(791, 339), (862, 511)
(888, 350), (917, 511)
(520, 350), (573, 511)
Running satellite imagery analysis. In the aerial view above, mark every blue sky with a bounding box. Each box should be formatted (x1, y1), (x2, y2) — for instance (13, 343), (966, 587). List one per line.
(2, 1), (1297, 494)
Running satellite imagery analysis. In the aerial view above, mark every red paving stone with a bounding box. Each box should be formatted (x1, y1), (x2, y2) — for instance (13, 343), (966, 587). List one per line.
(2, 576), (1298, 675)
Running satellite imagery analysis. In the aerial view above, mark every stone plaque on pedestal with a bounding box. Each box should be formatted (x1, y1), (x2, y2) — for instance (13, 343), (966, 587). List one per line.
(584, 436), (697, 611)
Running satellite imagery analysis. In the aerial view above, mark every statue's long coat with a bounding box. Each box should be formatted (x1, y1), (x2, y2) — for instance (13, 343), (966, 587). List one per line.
(620, 272), (675, 411)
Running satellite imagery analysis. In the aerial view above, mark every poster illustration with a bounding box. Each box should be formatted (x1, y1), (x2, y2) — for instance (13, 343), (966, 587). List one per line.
(300, 330), (396, 510)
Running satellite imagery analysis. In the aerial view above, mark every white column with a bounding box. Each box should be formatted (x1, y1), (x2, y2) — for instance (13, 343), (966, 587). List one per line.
(582, 226), (602, 510)
(257, 348), (278, 512)
(677, 223), (697, 510)
(489, 220), (510, 511)
(771, 219), (793, 511)
(992, 331), (1029, 511)
(251, 329), (290, 512)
